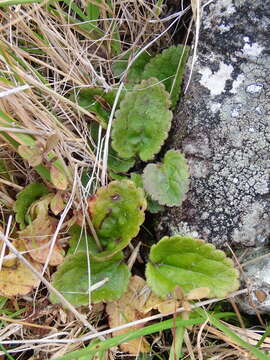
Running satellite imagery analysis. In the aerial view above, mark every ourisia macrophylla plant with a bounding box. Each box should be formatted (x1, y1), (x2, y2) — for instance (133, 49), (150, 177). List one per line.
(5, 44), (240, 312)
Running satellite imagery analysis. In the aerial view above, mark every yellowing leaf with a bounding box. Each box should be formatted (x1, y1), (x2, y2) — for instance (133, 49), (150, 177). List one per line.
(19, 215), (64, 266)
(0, 240), (41, 297)
(106, 276), (151, 354)
(50, 192), (65, 215)
(28, 193), (54, 219)
(186, 287), (210, 300)
(18, 144), (43, 167)
(157, 299), (179, 315)
(45, 133), (59, 152)
(50, 165), (68, 191)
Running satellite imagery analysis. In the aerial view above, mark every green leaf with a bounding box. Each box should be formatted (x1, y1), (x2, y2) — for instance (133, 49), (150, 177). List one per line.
(108, 147), (135, 173)
(146, 236), (240, 299)
(70, 88), (124, 127)
(68, 225), (99, 255)
(146, 199), (164, 214)
(88, 180), (147, 257)
(108, 171), (128, 181)
(112, 78), (172, 161)
(13, 183), (49, 228)
(70, 88), (110, 127)
(112, 50), (152, 84)
(50, 251), (130, 306)
(141, 45), (189, 108)
(76, 340), (105, 360)
(86, 0), (101, 20)
(130, 173), (164, 213)
(142, 150), (189, 207)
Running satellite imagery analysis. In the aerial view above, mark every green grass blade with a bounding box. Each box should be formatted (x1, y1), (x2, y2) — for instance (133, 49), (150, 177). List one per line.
(54, 317), (204, 360)
(61, 0), (88, 21)
(0, 344), (15, 360)
(196, 309), (269, 360)
(0, 0), (42, 5)
(256, 323), (270, 348)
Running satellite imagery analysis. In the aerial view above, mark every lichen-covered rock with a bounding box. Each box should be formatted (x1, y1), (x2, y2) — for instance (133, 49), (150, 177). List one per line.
(161, 0), (270, 248)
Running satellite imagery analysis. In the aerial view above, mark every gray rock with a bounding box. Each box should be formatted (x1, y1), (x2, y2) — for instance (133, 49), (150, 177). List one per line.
(235, 248), (270, 314)
(161, 0), (270, 248)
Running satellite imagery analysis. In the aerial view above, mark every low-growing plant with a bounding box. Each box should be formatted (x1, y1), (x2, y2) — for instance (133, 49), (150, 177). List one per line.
(0, 40), (246, 359)
(2, 43), (239, 304)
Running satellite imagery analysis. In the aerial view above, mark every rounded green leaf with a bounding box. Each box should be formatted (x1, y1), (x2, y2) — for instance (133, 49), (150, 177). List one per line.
(50, 252), (130, 306)
(88, 180), (147, 255)
(146, 236), (240, 299)
(111, 78), (172, 161)
(142, 150), (189, 207)
(141, 45), (190, 109)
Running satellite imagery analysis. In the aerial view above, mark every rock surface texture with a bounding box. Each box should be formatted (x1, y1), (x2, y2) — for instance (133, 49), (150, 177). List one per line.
(163, 0), (270, 249)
